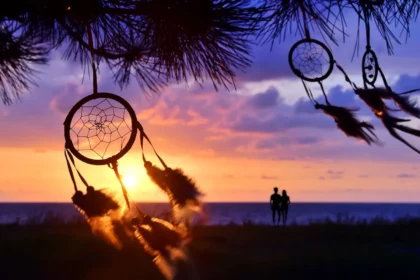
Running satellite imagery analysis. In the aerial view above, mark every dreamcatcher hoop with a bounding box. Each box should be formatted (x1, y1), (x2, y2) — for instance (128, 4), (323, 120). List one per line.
(64, 92), (138, 166)
(361, 48), (379, 86)
(288, 38), (334, 83)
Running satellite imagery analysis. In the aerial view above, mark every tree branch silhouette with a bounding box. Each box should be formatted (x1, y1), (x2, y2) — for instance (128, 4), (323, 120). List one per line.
(0, 0), (419, 104)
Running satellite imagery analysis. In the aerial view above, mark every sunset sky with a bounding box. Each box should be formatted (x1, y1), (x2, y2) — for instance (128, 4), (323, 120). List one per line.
(2, 12), (420, 203)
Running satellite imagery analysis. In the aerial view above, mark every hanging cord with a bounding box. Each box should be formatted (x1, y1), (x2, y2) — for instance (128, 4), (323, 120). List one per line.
(65, 150), (78, 192)
(137, 121), (168, 169)
(300, 79), (316, 106)
(110, 161), (132, 209)
(318, 81), (331, 105)
(64, 149), (90, 192)
(377, 65), (391, 90)
(299, 2), (311, 40)
(362, 4), (371, 50)
(109, 160), (146, 217)
(87, 24), (98, 94)
(335, 62), (358, 91)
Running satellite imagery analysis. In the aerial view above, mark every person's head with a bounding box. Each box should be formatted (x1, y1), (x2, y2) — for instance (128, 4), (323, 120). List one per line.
(274, 187), (278, 193)
(282, 190), (287, 196)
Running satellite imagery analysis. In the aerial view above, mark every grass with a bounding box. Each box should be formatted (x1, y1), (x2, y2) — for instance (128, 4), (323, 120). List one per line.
(1, 216), (420, 280)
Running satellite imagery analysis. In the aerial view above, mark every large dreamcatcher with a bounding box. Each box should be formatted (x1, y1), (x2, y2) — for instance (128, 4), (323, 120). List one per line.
(63, 24), (202, 280)
(288, 6), (380, 146)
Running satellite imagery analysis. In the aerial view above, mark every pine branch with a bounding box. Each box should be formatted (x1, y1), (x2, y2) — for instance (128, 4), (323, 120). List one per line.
(0, 0), (419, 104)
(0, 24), (49, 105)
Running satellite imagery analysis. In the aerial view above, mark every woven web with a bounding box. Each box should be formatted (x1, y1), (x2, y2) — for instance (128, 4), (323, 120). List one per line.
(291, 41), (332, 80)
(69, 98), (133, 161)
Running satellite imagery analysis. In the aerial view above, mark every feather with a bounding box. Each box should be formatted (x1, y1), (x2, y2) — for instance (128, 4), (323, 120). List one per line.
(164, 168), (203, 208)
(335, 121), (380, 145)
(315, 104), (380, 145)
(132, 216), (191, 280)
(314, 103), (357, 121)
(72, 186), (120, 218)
(71, 186), (124, 248)
(144, 161), (170, 194)
(354, 88), (399, 113)
(394, 124), (420, 137)
(164, 168), (204, 227)
(145, 161), (204, 227)
(391, 94), (420, 119)
(377, 112), (420, 155)
(358, 87), (420, 118)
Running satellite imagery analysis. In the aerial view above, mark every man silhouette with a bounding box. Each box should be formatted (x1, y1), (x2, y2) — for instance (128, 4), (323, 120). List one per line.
(270, 187), (282, 226)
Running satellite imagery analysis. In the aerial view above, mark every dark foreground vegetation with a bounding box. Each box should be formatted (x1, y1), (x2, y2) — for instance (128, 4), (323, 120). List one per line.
(1, 217), (420, 280)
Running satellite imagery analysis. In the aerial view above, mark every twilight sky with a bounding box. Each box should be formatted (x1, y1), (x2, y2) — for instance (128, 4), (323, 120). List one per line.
(1, 12), (420, 202)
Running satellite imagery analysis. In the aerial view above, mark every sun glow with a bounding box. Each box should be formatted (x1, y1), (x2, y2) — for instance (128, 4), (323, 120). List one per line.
(122, 174), (138, 189)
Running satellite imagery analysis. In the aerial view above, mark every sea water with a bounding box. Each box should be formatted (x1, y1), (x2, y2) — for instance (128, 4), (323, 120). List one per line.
(1, 202), (420, 225)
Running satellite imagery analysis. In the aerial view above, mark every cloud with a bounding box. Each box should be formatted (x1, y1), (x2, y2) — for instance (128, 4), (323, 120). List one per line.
(342, 188), (364, 192)
(261, 175), (279, 180)
(359, 174), (369, 178)
(397, 173), (416, 179)
(327, 170), (344, 175)
(49, 82), (91, 115)
(235, 40), (295, 83)
(4, 39), (420, 164)
(246, 86), (279, 109)
(326, 170), (345, 180)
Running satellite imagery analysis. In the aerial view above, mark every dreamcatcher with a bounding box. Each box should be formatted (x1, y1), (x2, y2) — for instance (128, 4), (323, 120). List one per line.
(352, 1), (420, 154)
(288, 5), (379, 145)
(63, 24), (202, 280)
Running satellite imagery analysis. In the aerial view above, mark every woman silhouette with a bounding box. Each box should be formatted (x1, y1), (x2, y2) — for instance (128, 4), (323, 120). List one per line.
(280, 190), (290, 226)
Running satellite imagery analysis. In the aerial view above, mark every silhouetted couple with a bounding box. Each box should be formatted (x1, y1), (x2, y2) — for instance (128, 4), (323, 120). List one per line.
(270, 187), (290, 226)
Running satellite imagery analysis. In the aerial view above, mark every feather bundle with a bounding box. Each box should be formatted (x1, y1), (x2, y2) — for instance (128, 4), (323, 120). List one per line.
(354, 88), (397, 114)
(144, 161), (204, 227)
(386, 94), (420, 119)
(392, 94), (420, 118)
(315, 104), (380, 145)
(72, 186), (125, 248)
(165, 167), (203, 208)
(131, 215), (191, 280)
(362, 87), (420, 119)
(376, 111), (420, 154)
(72, 186), (120, 218)
(144, 161), (170, 194)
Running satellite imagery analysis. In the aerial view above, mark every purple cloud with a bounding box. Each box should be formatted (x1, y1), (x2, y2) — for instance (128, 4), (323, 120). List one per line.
(255, 136), (322, 150)
(246, 86), (279, 109)
(397, 173), (416, 179)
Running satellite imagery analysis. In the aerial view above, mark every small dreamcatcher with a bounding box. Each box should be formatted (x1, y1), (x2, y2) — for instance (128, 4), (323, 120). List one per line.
(352, 1), (420, 154)
(288, 7), (378, 145)
(63, 24), (202, 280)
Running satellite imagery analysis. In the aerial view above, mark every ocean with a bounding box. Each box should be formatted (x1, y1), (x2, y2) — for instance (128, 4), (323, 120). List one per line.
(1, 202), (420, 225)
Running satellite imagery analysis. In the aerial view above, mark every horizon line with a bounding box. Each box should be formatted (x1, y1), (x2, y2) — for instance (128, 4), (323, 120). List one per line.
(1, 201), (420, 204)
